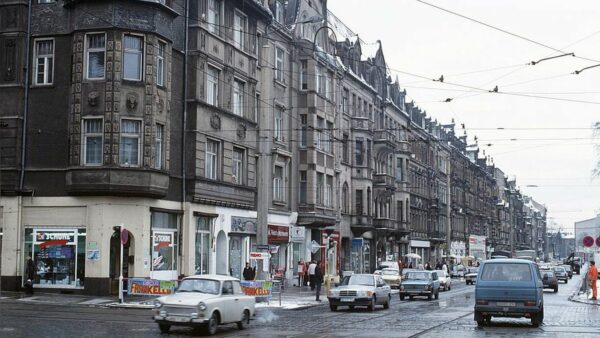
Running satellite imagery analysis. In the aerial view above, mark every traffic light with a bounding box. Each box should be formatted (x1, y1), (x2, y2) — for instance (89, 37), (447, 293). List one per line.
(112, 225), (121, 239)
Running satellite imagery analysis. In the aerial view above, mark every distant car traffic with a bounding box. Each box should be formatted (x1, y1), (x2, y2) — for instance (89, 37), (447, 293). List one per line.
(327, 274), (391, 311)
(435, 270), (452, 291)
(561, 265), (573, 279)
(474, 259), (544, 327)
(553, 266), (569, 283)
(465, 267), (479, 285)
(399, 270), (440, 301)
(153, 275), (254, 335)
(380, 268), (401, 289)
(540, 270), (558, 292)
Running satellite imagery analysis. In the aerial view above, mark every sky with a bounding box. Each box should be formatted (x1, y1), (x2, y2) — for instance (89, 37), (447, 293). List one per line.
(328, 0), (600, 234)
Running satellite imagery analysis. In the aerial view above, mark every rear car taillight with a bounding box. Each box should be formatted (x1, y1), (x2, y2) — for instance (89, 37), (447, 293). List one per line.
(476, 300), (488, 305)
(524, 301), (536, 306)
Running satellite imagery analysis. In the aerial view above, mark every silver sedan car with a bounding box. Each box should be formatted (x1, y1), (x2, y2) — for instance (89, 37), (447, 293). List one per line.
(327, 274), (391, 311)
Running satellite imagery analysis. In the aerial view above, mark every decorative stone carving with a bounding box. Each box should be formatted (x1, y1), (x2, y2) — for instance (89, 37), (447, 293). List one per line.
(237, 124), (247, 139)
(87, 91), (99, 106)
(210, 114), (221, 130)
(126, 92), (138, 111)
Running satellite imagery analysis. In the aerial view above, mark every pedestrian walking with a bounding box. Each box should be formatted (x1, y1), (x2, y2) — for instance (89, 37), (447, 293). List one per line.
(24, 256), (35, 295)
(589, 261), (598, 300)
(315, 261), (323, 301)
(242, 262), (255, 281)
(297, 259), (305, 287)
(425, 262), (432, 271)
(408, 262), (413, 269)
(308, 260), (317, 290)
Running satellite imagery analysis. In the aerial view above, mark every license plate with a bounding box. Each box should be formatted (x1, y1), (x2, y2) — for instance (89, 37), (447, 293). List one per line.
(341, 297), (355, 302)
(167, 316), (189, 322)
(496, 302), (516, 307)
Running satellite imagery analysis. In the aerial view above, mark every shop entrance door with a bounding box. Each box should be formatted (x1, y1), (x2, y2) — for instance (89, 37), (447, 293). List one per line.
(109, 231), (134, 295)
(229, 236), (242, 279)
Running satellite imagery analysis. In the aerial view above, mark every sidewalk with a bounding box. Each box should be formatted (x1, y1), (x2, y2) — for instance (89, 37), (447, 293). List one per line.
(255, 285), (326, 310)
(569, 264), (600, 306)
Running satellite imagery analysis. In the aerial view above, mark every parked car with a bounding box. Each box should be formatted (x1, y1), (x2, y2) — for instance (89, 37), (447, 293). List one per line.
(380, 268), (401, 289)
(465, 267), (479, 285)
(560, 265), (573, 279)
(553, 266), (569, 284)
(435, 270), (452, 291)
(399, 270), (440, 301)
(474, 259), (544, 327)
(378, 261), (400, 271)
(540, 270), (558, 292)
(327, 274), (391, 311)
(154, 275), (254, 335)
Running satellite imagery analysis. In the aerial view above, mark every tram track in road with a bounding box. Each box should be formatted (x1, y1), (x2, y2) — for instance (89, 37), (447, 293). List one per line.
(407, 311), (474, 337)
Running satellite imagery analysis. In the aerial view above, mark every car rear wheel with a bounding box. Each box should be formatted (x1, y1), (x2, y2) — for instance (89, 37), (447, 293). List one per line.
(158, 324), (170, 333)
(237, 310), (250, 330)
(204, 312), (219, 336)
(329, 304), (337, 312)
(474, 311), (484, 327)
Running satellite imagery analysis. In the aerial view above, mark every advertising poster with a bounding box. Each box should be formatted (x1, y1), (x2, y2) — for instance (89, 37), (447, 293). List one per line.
(240, 280), (273, 297)
(128, 278), (177, 295)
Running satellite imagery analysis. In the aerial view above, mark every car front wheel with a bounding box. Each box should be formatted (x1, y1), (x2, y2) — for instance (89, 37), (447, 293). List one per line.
(554, 286), (558, 293)
(383, 294), (390, 309)
(368, 296), (376, 311)
(158, 324), (170, 333)
(329, 304), (337, 312)
(205, 312), (219, 335)
(400, 294), (405, 301)
(434, 290), (439, 300)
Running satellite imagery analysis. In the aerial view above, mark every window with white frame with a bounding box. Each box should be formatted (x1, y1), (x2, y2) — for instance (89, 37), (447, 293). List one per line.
(34, 39), (53, 85)
(315, 117), (323, 150)
(232, 79), (244, 116)
(123, 35), (143, 81)
(120, 119), (141, 166)
(273, 165), (284, 202)
(274, 107), (283, 141)
(206, 66), (219, 106)
(207, 0), (221, 34)
(275, 0), (285, 23)
(82, 118), (103, 165)
(232, 147), (244, 184)
(205, 139), (219, 180)
(86, 33), (105, 79)
(233, 11), (246, 50)
(300, 60), (308, 90)
(154, 124), (164, 169)
(325, 175), (333, 207)
(275, 47), (285, 82)
(156, 42), (165, 86)
(316, 173), (324, 205)
(300, 114), (307, 147)
(326, 71), (333, 99)
(325, 121), (333, 153)
(316, 65), (324, 95)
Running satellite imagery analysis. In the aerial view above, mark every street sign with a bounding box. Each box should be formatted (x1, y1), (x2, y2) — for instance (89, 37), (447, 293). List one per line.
(310, 240), (323, 254)
(256, 245), (270, 251)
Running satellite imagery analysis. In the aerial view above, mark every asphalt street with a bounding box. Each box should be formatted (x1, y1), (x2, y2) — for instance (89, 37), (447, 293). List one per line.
(0, 274), (599, 338)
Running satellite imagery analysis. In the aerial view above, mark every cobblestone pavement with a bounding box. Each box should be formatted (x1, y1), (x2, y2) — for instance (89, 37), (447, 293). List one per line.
(0, 274), (599, 337)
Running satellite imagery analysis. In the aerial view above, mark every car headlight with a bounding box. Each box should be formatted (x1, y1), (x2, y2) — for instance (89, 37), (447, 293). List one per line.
(425, 285), (432, 291)
(197, 302), (207, 311)
(357, 291), (373, 297)
(328, 290), (339, 297)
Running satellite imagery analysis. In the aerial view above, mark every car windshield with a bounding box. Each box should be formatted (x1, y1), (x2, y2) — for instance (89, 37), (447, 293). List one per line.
(177, 279), (220, 294)
(481, 263), (532, 281)
(405, 272), (430, 281)
(381, 269), (399, 276)
(341, 275), (374, 286)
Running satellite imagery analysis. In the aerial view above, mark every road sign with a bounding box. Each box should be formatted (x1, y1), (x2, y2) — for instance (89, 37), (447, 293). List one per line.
(310, 240), (323, 254)
(583, 236), (594, 247)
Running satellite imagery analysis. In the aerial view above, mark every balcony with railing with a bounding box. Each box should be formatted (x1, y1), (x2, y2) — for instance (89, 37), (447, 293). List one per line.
(373, 173), (395, 191)
(373, 218), (397, 230)
(374, 129), (396, 149)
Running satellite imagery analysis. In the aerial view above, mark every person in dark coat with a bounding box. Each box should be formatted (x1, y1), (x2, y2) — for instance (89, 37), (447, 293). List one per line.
(314, 261), (323, 301)
(242, 262), (255, 281)
(425, 262), (433, 271)
(25, 256), (35, 295)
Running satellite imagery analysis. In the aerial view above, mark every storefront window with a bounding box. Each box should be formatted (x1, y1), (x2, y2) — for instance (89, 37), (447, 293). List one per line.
(195, 216), (212, 275)
(24, 228), (86, 288)
(151, 211), (179, 273)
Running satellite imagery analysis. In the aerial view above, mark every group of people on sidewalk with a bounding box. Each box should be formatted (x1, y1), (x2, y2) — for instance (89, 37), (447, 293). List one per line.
(297, 259), (324, 301)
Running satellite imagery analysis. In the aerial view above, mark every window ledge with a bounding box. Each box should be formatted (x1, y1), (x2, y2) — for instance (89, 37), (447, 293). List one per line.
(273, 200), (287, 206)
(273, 79), (287, 88)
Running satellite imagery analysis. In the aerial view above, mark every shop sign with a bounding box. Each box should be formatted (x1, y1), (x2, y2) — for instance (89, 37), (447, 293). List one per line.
(249, 252), (270, 260)
(240, 280), (273, 297)
(351, 238), (364, 247)
(128, 278), (177, 295)
(153, 233), (173, 249)
(410, 240), (430, 248)
(267, 225), (289, 243)
(290, 226), (305, 243)
(231, 217), (257, 234)
(34, 230), (76, 245)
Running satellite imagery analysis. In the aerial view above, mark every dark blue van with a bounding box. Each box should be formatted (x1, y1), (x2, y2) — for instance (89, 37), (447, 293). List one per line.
(474, 259), (543, 327)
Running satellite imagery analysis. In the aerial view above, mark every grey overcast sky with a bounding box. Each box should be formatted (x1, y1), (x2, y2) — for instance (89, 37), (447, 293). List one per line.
(328, 0), (600, 234)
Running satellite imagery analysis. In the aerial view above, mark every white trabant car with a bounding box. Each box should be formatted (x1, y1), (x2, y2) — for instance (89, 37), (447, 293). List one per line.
(154, 275), (254, 335)
(435, 270), (452, 291)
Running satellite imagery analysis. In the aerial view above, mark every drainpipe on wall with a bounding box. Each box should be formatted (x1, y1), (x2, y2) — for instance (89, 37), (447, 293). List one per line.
(181, 0), (189, 207)
(19, 0), (33, 192)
